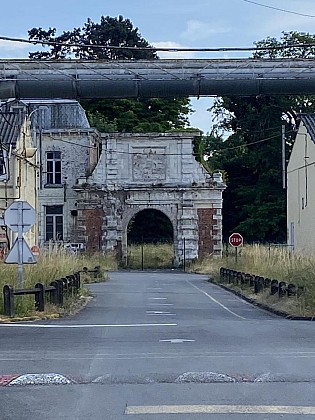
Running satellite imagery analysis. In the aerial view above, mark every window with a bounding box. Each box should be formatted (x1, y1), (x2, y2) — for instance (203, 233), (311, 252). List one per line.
(45, 205), (63, 241)
(46, 151), (61, 184)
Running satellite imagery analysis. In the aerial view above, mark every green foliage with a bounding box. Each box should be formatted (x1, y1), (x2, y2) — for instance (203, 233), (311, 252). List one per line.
(204, 32), (315, 242)
(28, 16), (192, 133)
(82, 97), (191, 132)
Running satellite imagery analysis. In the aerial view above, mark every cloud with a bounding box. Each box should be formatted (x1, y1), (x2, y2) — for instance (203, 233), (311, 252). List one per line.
(0, 35), (32, 59)
(245, 0), (315, 40)
(152, 41), (196, 59)
(0, 39), (28, 50)
(180, 20), (232, 43)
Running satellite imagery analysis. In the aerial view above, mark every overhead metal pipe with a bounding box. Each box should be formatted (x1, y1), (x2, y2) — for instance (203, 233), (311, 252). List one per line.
(1, 58), (315, 99)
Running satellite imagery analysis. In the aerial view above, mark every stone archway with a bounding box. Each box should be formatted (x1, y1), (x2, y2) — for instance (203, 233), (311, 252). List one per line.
(75, 132), (226, 264)
(121, 205), (178, 267)
(125, 208), (175, 268)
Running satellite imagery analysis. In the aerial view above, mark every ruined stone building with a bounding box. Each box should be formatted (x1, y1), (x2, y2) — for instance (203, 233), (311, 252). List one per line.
(26, 100), (101, 246)
(0, 99), (226, 264)
(75, 132), (226, 265)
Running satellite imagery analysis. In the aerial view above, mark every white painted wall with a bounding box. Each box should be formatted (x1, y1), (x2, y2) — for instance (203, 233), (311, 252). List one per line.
(287, 122), (315, 253)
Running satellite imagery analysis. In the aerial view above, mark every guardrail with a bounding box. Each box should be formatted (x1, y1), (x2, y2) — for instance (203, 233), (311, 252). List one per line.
(219, 267), (305, 299)
(3, 272), (81, 318)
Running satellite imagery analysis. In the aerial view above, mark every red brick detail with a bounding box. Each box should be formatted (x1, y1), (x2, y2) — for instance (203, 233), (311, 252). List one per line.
(197, 208), (216, 258)
(82, 209), (104, 251)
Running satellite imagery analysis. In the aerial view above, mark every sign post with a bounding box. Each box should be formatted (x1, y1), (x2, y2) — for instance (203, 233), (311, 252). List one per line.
(4, 201), (36, 288)
(229, 233), (244, 264)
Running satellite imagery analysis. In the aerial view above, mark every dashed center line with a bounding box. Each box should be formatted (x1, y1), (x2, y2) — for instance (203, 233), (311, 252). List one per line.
(149, 298), (167, 300)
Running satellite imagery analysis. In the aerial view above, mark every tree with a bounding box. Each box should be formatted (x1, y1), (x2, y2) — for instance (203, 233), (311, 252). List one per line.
(197, 32), (315, 242)
(28, 16), (192, 132)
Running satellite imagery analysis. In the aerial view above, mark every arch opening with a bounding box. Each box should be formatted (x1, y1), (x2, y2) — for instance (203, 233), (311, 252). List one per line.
(126, 209), (174, 269)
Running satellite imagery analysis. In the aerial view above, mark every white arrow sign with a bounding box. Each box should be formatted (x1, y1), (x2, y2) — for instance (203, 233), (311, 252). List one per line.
(5, 237), (36, 264)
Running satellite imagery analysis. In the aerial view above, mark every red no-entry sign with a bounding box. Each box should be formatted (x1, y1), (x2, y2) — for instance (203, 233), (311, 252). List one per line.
(229, 233), (243, 247)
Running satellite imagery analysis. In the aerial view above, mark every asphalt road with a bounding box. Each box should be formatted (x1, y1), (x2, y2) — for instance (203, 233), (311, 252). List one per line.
(0, 271), (315, 419)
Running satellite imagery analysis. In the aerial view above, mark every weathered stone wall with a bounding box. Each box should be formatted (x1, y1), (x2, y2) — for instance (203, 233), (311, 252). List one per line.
(37, 129), (95, 245)
(75, 132), (226, 264)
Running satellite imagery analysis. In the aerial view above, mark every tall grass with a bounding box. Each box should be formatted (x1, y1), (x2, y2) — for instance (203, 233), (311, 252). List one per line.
(191, 244), (315, 316)
(0, 248), (118, 317)
(127, 243), (174, 269)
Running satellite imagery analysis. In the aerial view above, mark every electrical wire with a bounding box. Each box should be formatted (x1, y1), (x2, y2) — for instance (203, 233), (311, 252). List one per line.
(287, 158), (315, 174)
(240, 0), (315, 18)
(207, 130), (295, 153)
(1, 35), (315, 54)
(46, 134), (97, 149)
(46, 130), (290, 155)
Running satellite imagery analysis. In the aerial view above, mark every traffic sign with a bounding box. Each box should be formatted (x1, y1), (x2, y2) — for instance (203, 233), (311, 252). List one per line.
(4, 201), (37, 287)
(5, 237), (36, 264)
(229, 232), (243, 247)
(4, 201), (35, 233)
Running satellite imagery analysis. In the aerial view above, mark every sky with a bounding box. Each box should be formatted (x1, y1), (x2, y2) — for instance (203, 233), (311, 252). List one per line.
(1, 0), (315, 133)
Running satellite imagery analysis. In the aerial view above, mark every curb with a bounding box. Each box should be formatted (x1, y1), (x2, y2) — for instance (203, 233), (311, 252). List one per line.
(0, 294), (93, 324)
(209, 279), (315, 321)
(0, 313), (60, 323)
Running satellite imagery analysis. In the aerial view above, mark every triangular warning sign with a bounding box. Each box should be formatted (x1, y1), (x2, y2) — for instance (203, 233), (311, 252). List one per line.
(5, 238), (37, 264)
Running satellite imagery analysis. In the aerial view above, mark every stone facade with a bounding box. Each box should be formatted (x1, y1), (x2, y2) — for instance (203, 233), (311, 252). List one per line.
(75, 133), (226, 265)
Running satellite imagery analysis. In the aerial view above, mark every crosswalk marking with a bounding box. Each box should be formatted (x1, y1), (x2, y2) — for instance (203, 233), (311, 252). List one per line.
(125, 404), (315, 415)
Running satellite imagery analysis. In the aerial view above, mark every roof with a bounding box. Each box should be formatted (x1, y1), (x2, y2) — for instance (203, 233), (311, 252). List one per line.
(0, 99), (90, 131)
(23, 100), (90, 130)
(299, 114), (315, 143)
(0, 105), (24, 146)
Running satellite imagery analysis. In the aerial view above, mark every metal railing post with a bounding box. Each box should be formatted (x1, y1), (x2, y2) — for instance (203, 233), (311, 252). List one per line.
(34, 283), (45, 312)
(3, 285), (14, 317)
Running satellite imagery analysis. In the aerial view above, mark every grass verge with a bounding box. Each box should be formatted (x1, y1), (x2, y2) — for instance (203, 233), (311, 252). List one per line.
(190, 244), (315, 317)
(0, 248), (117, 318)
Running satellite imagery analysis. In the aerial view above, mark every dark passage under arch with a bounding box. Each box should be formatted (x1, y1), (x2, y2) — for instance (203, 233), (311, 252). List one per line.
(127, 209), (173, 244)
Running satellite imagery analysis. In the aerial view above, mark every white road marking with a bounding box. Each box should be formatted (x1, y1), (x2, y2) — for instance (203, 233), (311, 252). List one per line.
(126, 404), (315, 415)
(1, 351), (315, 361)
(146, 311), (176, 315)
(0, 323), (177, 329)
(159, 339), (195, 343)
(148, 298), (167, 300)
(149, 303), (174, 306)
(186, 280), (246, 320)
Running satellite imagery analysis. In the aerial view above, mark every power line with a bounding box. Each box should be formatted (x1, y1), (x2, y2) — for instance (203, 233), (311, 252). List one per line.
(209, 131), (294, 153)
(287, 158), (315, 174)
(1, 34), (315, 54)
(47, 131), (287, 155)
(240, 0), (315, 18)
(46, 134), (97, 149)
